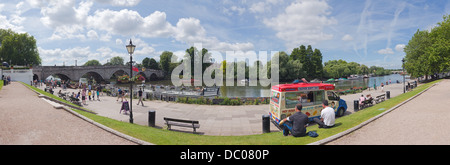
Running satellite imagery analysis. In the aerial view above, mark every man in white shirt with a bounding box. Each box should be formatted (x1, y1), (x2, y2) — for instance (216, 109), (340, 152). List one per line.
(313, 100), (335, 128)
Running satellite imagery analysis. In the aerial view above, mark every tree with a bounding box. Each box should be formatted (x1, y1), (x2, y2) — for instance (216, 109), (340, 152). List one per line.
(360, 65), (369, 75)
(148, 58), (159, 70)
(404, 30), (432, 79)
(312, 49), (323, 79)
(83, 60), (101, 66)
(109, 56), (124, 66)
(298, 45), (307, 64)
(404, 14), (450, 80)
(185, 46), (211, 78)
(0, 29), (41, 66)
(142, 57), (151, 68)
(428, 15), (450, 73)
(159, 51), (173, 76)
(273, 51), (290, 81)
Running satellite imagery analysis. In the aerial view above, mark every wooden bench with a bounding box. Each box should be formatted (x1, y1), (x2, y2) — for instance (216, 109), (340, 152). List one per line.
(164, 117), (200, 133)
(375, 94), (385, 104)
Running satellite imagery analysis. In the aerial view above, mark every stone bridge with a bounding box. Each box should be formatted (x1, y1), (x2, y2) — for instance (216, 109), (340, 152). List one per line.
(32, 65), (164, 83)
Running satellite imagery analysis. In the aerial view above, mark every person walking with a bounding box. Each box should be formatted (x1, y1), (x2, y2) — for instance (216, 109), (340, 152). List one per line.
(88, 90), (92, 101)
(92, 88), (96, 100)
(137, 88), (144, 106)
(96, 88), (100, 101)
(117, 88), (123, 102)
(279, 104), (308, 137)
(81, 89), (86, 105)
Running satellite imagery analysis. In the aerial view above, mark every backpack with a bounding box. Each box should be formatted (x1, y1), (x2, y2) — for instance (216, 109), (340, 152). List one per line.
(307, 131), (318, 138)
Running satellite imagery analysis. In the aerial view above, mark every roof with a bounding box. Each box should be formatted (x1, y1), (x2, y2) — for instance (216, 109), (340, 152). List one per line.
(271, 83), (335, 92)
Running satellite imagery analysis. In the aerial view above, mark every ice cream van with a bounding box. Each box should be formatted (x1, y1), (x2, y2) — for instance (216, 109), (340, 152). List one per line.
(269, 82), (347, 126)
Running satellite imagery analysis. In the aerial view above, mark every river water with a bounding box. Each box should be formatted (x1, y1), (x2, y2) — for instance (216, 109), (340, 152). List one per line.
(122, 74), (410, 98)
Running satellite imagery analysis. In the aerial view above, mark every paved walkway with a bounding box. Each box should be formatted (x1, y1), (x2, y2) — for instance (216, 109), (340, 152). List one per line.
(40, 81), (411, 136)
(0, 82), (136, 145)
(329, 79), (450, 145)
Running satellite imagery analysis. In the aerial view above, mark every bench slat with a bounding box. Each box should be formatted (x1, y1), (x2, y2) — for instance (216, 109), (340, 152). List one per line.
(164, 117), (199, 124)
(166, 121), (200, 128)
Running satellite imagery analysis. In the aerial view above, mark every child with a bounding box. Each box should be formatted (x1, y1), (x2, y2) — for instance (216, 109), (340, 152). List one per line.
(88, 90), (92, 101)
(81, 89), (86, 105)
(92, 88), (95, 100)
(331, 101), (336, 110)
(97, 89), (100, 101)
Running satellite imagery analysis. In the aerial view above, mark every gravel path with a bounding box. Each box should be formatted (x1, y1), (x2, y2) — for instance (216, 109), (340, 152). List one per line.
(329, 79), (450, 145)
(0, 82), (136, 145)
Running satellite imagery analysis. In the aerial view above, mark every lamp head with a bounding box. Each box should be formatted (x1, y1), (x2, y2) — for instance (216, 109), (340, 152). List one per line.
(126, 39), (136, 55)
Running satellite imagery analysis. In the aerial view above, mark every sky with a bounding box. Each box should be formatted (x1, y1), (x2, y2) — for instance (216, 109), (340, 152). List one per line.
(0, 0), (449, 69)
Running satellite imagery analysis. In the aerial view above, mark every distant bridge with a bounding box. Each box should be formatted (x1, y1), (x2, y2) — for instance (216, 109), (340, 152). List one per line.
(32, 65), (164, 83)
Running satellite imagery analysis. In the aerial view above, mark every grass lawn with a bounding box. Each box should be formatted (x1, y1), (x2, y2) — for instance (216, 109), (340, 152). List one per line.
(21, 80), (440, 145)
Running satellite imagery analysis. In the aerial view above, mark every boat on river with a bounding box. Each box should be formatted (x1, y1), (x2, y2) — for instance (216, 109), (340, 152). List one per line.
(347, 75), (363, 80)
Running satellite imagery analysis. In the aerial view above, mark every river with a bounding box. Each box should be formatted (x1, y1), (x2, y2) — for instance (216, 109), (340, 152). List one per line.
(116, 74), (410, 98)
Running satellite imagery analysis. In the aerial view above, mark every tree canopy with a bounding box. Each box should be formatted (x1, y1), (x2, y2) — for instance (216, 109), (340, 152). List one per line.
(404, 14), (450, 79)
(0, 29), (41, 66)
(83, 59), (101, 66)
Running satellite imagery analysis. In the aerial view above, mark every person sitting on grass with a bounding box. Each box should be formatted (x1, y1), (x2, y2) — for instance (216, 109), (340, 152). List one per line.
(279, 103), (308, 137)
(314, 100), (335, 128)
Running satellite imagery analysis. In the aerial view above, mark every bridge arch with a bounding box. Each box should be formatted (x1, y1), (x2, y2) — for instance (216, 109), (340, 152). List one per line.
(149, 73), (158, 81)
(109, 69), (130, 80)
(52, 73), (71, 81)
(80, 71), (106, 84)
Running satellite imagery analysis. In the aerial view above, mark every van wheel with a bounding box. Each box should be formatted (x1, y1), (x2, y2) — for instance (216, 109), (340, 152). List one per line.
(337, 107), (345, 117)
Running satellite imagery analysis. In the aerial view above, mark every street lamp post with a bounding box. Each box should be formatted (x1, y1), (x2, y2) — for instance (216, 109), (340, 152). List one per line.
(402, 58), (405, 93)
(126, 39), (136, 124)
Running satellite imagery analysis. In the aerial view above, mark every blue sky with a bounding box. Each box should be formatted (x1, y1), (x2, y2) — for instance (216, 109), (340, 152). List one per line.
(1, 0), (449, 69)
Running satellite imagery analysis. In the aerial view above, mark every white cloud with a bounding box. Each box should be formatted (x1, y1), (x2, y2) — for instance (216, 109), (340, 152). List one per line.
(87, 9), (175, 38)
(87, 30), (99, 39)
(94, 47), (124, 63)
(38, 45), (130, 65)
(94, 0), (141, 7)
(39, 0), (93, 40)
(26, 0), (47, 8)
(49, 24), (86, 40)
(223, 6), (246, 16)
(395, 44), (405, 52)
(249, 0), (281, 13)
(40, 0), (92, 28)
(22, 1), (253, 53)
(0, 14), (24, 32)
(116, 38), (123, 45)
(342, 34), (353, 41)
(174, 17), (254, 51)
(249, 2), (268, 13)
(38, 46), (93, 65)
(377, 48), (394, 54)
(263, 0), (337, 50)
(0, 2), (26, 32)
(129, 38), (156, 56)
